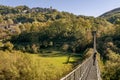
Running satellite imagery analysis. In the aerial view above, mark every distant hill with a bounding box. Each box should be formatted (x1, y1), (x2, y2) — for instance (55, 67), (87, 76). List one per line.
(100, 7), (120, 17)
(100, 7), (120, 23)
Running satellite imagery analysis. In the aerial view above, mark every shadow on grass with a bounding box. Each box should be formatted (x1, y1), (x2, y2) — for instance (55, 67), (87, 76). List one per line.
(63, 61), (77, 64)
(38, 50), (71, 57)
(39, 52), (67, 57)
(63, 56), (82, 65)
(39, 50), (83, 57)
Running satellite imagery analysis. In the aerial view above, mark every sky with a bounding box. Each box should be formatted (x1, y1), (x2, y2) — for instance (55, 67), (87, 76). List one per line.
(0, 0), (120, 17)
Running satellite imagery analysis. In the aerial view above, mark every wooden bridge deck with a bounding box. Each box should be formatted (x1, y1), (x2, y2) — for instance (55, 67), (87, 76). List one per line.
(86, 64), (97, 80)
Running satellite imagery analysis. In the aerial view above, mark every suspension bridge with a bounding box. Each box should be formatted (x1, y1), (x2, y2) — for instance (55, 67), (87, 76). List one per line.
(60, 31), (102, 80)
(60, 51), (102, 80)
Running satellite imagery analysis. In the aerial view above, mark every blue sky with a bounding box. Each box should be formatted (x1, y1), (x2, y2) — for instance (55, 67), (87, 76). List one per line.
(0, 0), (120, 17)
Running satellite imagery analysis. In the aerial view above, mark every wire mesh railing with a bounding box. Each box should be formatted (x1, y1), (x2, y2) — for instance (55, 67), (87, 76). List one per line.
(60, 55), (93, 80)
(96, 59), (102, 80)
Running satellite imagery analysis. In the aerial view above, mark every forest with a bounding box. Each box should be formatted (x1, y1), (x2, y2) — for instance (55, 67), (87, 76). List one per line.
(0, 5), (120, 80)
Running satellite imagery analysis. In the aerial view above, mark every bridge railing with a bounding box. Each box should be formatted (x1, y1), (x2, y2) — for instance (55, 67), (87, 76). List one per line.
(60, 55), (93, 80)
(60, 54), (102, 80)
(96, 59), (102, 80)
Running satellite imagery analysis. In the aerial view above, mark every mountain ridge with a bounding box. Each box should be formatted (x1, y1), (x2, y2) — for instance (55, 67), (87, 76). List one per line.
(99, 7), (120, 23)
(100, 7), (120, 17)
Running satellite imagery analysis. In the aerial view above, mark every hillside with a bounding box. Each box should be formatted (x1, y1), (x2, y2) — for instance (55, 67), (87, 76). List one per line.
(1, 5), (120, 80)
(0, 5), (114, 53)
(100, 7), (120, 24)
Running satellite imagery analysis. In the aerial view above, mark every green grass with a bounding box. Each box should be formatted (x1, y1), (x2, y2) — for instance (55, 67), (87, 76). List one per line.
(0, 50), (81, 80)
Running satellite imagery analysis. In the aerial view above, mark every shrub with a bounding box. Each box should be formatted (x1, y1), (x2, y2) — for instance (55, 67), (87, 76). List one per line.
(31, 44), (39, 53)
(102, 50), (120, 80)
(3, 42), (14, 51)
(0, 51), (33, 80)
(62, 43), (69, 52)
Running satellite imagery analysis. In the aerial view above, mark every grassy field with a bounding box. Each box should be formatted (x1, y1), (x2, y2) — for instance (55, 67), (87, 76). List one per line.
(0, 50), (81, 80)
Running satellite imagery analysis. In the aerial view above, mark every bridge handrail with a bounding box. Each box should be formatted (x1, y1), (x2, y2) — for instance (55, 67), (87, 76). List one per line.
(96, 59), (102, 80)
(60, 54), (93, 80)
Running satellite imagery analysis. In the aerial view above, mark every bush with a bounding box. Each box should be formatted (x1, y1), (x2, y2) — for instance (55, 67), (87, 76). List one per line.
(3, 42), (14, 51)
(62, 43), (69, 52)
(31, 44), (39, 53)
(0, 51), (33, 80)
(102, 50), (120, 80)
